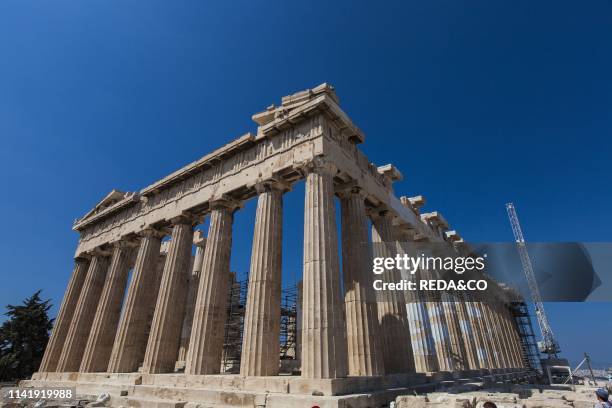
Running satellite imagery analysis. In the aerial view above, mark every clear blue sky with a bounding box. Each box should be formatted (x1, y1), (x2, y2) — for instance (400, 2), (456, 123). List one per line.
(1, 1), (611, 368)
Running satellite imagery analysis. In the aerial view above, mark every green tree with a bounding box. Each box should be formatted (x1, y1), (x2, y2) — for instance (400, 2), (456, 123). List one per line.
(0, 290), (53, 381)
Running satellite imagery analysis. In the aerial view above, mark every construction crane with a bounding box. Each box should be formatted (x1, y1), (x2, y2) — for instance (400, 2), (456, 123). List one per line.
(506, 203), (560, 358)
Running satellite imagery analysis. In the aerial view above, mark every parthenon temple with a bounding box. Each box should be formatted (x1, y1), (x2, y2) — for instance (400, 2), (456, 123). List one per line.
(27, 84), (535, 407)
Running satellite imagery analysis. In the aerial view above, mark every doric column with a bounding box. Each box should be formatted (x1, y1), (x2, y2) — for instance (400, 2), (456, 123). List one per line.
(501, 305), (522, 368)
(440, 293), (469, 371)
(107, 229), (163, 373)
(176, 231), (207, 370)
(296, 280), (302, 362)
(399, 243), (438, 373)
(57, 252), (111, 372)
(465, 299), (491, 369)
(300, 160), (347, 379)
(339, 186), (384, 376)
(142, 216), (195, 374)
(425, 291), (454, 372)
(479, 302), (501, 369)
(185, 200), (236, 375)
(371, 209), (415, 374)
(80, 241), (135, 372)
(39, 256), (90, 372)
(240, 181), (285, 377)
(454, 293), (480, 370)
(477, 301), (500, 369)
(490, 302), (512, 369)
(511, 312), (526, 368)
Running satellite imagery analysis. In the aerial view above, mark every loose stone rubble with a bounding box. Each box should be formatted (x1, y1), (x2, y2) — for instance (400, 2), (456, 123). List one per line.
(394, 384), (610, 408)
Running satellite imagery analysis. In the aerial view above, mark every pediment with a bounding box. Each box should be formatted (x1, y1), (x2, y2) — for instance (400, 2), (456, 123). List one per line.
(78, 189), (132, 222)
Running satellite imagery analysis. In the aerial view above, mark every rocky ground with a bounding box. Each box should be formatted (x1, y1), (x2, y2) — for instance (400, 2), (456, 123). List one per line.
(393, 383), (612, 408)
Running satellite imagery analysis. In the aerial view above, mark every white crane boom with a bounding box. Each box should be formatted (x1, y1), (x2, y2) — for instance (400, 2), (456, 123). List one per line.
(506, 203), (559, 357)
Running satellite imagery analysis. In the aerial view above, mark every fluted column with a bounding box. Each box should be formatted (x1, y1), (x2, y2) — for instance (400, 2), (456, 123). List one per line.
(397, 237), (438, 373)
(477, 301), (500, 369)
(176, 231), (207, 370)
(185, 201), (235, 375)
(107, 229), (163, 373)
(39, 256), (91, 372)
(440, 293), (469, 371)
(371, 210), (415, 374)
(301, 160), (347, 379)
(142, 217), (195, 374)
(481, 302), (502, 369)
(339, 187), (384, 376)
(511, 312), (526, 368)
(57, 252), (111, 372)
(240, 182), (284, 377)
(501, 305), (522, 368)
(465, 299), (491, 369)
(426, 291), (454, 372)
(80, 241), (135, 372)
(454, 293), (480, 370)
(490, 302), (512, 369)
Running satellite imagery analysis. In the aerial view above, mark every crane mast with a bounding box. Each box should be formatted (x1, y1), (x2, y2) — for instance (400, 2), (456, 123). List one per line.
(506, 203), (560, 357)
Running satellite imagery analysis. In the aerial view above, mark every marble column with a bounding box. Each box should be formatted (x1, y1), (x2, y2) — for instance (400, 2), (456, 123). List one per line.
(501, 306), (522, 368)
(240, 182), (284, 377)
(400, 248), (438, 373)
(185, 201), (235, 375)
(511, 313), (526, 368)
(80, 242), (135, 372)
(440, 293), (469, 371)
(176, 231), (207, 370)
(465, 300), (491, 369)
(39, 256), (91, 372)
(491, 302), (513, 369)
(142, 217), (195, 374)
(371, 210), (415, 374)
(107, 229), (163, 373)
(426, 294), (454, 372)
(339, 187), (384, 377)
(300, 161), (347, 379)
(454, 293), (480, 370)
(478, 301), (501, 369)
(57, 252), (111, 372)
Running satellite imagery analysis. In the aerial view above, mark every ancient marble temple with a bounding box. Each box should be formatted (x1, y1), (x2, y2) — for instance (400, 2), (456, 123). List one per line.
(29, 84), (532, 408)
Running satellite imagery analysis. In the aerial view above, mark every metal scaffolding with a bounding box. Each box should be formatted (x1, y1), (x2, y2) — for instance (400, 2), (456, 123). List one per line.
(221, 274), (248, 373)
(510, 300), (542, 373)
(220, 277), (300, 373)
(280, 284), (298, 360)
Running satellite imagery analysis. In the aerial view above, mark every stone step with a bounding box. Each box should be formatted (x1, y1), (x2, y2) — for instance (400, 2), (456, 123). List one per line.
(111, 395), (187, 408)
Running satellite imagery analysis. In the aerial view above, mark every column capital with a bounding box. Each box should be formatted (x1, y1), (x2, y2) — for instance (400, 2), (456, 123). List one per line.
(169, 213), (200, 227)
(395, 226), (417, 241)
(113, 238), (140, 249)
(368, 205), (392, 221)
(300, 156), (337, 176)
(209, 196), (242, 212)
(335, 182), (366, 200)
(252, 178), (291, 194)
(74, 253), (91, 263)
(88, 247), (113, 258)
(138, 227), (165, 239)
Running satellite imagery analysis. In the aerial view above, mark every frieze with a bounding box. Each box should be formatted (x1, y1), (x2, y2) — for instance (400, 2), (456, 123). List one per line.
(78, 117), (324, 246)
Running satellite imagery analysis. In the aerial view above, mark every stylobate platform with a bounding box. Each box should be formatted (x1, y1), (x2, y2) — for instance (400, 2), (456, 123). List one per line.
(22, 370), (535, 407)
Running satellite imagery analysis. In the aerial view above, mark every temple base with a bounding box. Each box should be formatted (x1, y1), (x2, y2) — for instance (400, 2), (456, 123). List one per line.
(22, 370), (536, 407)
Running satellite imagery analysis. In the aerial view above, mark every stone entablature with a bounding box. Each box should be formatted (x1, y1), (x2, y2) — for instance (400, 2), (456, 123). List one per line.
(73, 84), (436, 257)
